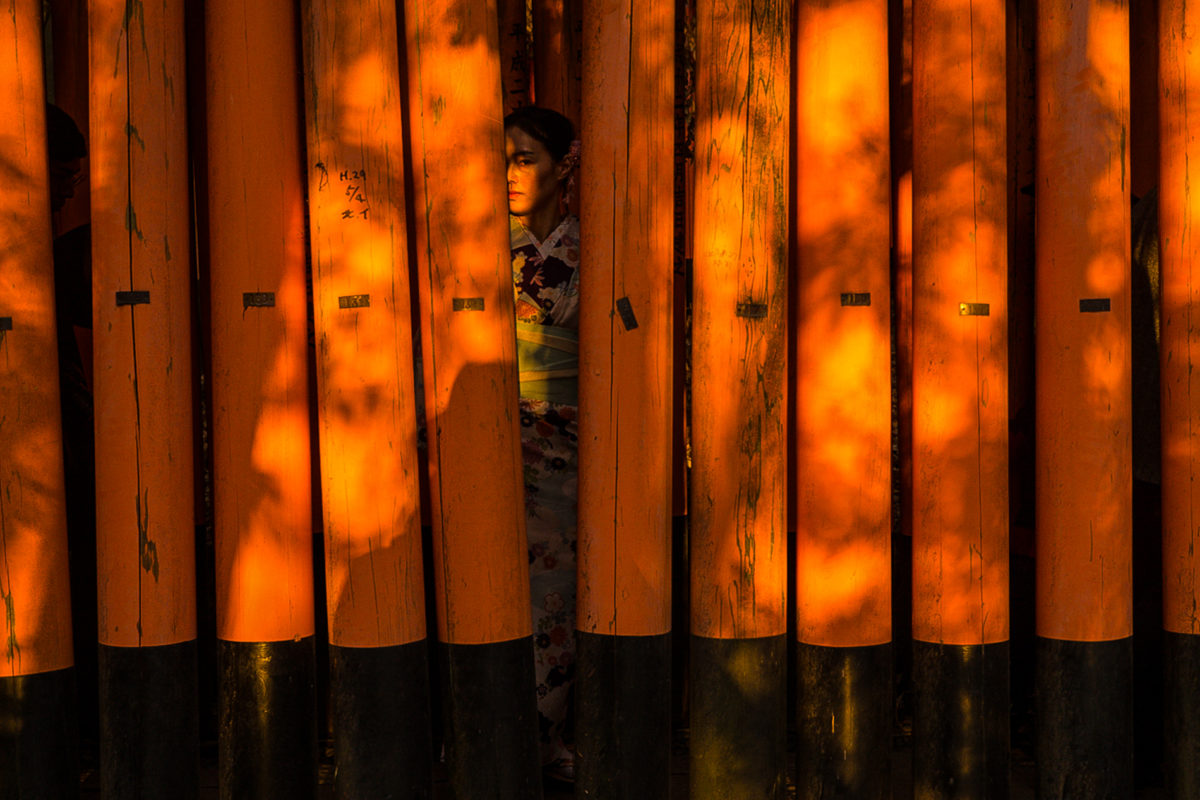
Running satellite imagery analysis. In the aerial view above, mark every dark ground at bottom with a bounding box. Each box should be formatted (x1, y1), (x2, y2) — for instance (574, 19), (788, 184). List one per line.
(76, 731), (1169, 799)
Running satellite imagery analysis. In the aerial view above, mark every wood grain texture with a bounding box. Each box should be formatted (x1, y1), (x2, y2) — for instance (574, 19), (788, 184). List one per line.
(404, 0), (531, 645)
(794, 0), (893, 648)
(0, 0), (75, 677)
(691, 0), (790, 641)
(205, 0), (315, 643)
(302, 0), (426, 649)
(91, 0), (197, 649)
(1034, 0), (1132, 643)
(577, 0), (674, 638)
(911, 0), (1009, 646)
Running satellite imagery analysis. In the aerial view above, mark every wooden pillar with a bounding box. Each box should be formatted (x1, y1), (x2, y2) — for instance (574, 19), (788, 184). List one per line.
(89, 0), (199, 794)
(691, 0), (789, 797)
(300, 0), (432, 797)
(0, 4), (78, 796)
(911, 0), (1010, 795)
(403, 1), (542, 796)
(205, 0), (317, 795)
(1035, 2), (1133, 795)
(575, 0), (675, 795)
(793, 1), (893, 797)
(49, 0), (91, 236)
(1160, 2), (1200, 793)
(532, 0), (582, 125)
(498, 0), (532, 113)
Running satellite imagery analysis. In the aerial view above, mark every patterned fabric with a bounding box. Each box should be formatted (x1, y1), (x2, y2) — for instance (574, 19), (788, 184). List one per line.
(512, 214), (581, 328)
(512, 214), (579, 766)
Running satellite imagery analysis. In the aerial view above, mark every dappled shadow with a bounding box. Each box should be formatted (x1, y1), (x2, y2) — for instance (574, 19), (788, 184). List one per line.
(204, 0), (315, 645)
(301, 0), (426, 649)
(910, 0), (1010, 646)
(1033, 0), (1133, 643)
(0, 16), (75, 681)
(405, 0), (531, 646)
(575, 0), (676, 637)
(793, 0), (894, 648)
(690, 0), (790, 641)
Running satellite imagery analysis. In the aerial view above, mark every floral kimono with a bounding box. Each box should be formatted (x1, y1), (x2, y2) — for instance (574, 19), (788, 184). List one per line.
(512, 213), (580, 767)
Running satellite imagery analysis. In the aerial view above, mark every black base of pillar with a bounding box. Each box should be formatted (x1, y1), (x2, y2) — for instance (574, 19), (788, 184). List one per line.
(690, 634), (787, 800)
(1036, 635), (1131, 799)
(440, 637), (542, 800)
(0, 667), (77, 800)
(1165, 631), (1200, 798)
(218, 637), (317, 800)
(796, 641), (891, 799)
(330, 640), (432, 800)
(912, 640), (1009, 798)
(99, 640), (198, 798)
(576, 630), (671, 798)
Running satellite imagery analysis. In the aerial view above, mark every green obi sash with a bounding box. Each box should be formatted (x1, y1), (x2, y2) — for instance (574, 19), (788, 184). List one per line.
(516, 320), (578, 405)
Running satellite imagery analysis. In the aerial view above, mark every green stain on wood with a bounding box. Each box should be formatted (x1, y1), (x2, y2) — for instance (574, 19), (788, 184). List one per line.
(126, 122), (146, 151)
(126, 203), (144, 241)
(137, 490), (159, 581)
(3, 588), (18, 664)
(1120, 124), (1127, 192)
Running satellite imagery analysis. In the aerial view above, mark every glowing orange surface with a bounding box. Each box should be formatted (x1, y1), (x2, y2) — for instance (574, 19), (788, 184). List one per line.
(405, 0), (532, 645)
(576, 0), (674, 637)
(206, 0), (315, 643)
(794, 0), (892, 648)
(1035, 0), (1132, 642)
(0, 3), (75, 677)
(1160, 0), (1200, 635)
(90, 0), (197, 649)
(302, 0), (427, 648)
(911, 0), (1009, 646)
(691, 0), (790, 640)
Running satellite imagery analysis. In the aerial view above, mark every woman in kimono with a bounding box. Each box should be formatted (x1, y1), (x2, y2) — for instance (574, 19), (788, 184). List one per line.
(505, 105), (581, 783)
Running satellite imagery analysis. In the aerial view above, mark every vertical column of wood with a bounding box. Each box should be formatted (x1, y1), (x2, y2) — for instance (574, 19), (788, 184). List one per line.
(575, 1), (674, 796)
(532, 0), (582, 125)
(205, 0), (317, 796)
(691, 1), (789, 797)
(1035, 2), (1133, 796)
(50, 0), (91, 237)
(89, 0), (199, 795)
(498, 0), (532, 113)
(1160, 3), (1200, 793)
(0, 6), (78, 796)
(300, 0), (432, 794)
(403, 2), (542, 797)
(911, 0), (1010, 796)
(793, 2), (892, 797)
(300, 0), (432, 796)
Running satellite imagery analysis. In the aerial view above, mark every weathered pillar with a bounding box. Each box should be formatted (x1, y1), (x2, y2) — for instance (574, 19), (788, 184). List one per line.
(793, 1), (893, 797)
(576, 0), (675, 796)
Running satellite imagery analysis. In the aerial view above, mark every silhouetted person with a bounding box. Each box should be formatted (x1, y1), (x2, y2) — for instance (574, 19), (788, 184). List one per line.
(46, 102), (98, 765)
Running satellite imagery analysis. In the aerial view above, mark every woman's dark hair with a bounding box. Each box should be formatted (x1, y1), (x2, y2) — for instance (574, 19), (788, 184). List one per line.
(46, 103), (87, 162)
(503, 106), (575, 162)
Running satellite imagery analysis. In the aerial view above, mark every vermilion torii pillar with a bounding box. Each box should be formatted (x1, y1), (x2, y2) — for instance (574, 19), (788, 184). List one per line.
(912, 0), (1010, 794)
(794, 1), (893, 796)
(301, 0), (432, 796)
(1160, 1), (1200, 793)
(0, 7), (77, 795)
(1035, 1), (1133, 794)
(90, 0), (199, 794)
(576, 0), (675, 795)
(404, 0), (542, 796)
(205, 0), (318, 794)
(691, 0), (790, 796)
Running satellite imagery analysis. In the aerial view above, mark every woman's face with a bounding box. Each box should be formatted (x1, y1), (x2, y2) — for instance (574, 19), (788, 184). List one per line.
(506, 127), (565, 219)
